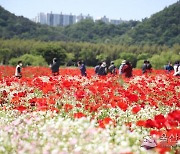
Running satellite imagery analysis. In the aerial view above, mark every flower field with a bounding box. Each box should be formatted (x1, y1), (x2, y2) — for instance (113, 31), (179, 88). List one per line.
(0, 66), (179, 154)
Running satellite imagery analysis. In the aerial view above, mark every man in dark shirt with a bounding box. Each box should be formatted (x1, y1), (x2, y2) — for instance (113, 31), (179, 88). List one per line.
(78, 61), (87, 76)
(50, 58), (60, 76)
(108, 61), (116, 75)
(142, 60), (148, 74)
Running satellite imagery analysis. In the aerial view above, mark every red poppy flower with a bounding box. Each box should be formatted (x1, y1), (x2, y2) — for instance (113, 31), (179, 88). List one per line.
(132, 105), (141, 114)
(145, 119), (157, 128)
(64, 104), (73, 112)
(110, 101), (117, 108)
(75, 90), (85, 100)
(136, 120), (146, 127)
(168, 110), (180, 122)
(103, 117), (112, 124)
(74, 112), (86, 118)
(98, 120), (105, 128)
(15, 105), (27, 112)
(51, 107), (59, 113)
(154, 114), (166, 129)
(117, 102), (128, 111)
(98, 117), (114, 128)
(150, 130), (162, 137)
(37, 106), (49, 111)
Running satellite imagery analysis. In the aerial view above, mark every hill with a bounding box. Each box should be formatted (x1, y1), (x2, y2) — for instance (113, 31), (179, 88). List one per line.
(0, 1), (179, 46)
(0, 5), (138, 42)
(123, 1), (180, 46)
(0, 5), (66, 41)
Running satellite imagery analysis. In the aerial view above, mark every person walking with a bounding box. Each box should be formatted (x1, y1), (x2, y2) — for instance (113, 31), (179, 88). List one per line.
(108, 61), (116, 75)
(78, 61), (87, 76)
(119, 60), (126, 75)
(95, 62), (102, 74)
(146, 61), (152, 73)
(15, 61), (23, 78)
(50, 58), (60, 76)
(122, 61), (133, 78)
(98, 62), (107, 76)
(165, 62), (174, 73)
(173, 61), (180, 76)
(142, 60), (148, 74)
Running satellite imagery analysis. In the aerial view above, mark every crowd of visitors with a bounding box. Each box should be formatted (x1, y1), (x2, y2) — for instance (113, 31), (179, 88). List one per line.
(14, 58), (180, 78)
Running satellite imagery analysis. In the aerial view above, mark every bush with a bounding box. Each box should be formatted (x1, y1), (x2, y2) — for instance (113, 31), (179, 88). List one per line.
(119, 52), (137, 68)
(9, 54), (48, 66)
(136, 60), (144, 69)
(149, 52), (180, 69)
(33, 45), (67, 65)
(114, 58), (123, 68)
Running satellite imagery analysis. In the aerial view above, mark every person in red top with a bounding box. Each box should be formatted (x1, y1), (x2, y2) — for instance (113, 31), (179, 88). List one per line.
(122, 61), (133, 78)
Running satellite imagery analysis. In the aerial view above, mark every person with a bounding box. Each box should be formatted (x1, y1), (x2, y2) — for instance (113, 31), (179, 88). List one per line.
(122, 61), (133, 78)
(94, 62), (102, 74)
(146, 61), (152, 73)
(15, 61), (23, 78)
(165, 62), (174, 73)
(119, 60), (126, 75)
(142, 60), (148, 74)
(78, 61), (87, 76)
(98, 62), (107, 76)
(50, 58), (60, 76)
(173, 61), (180, 76)
(108, 61), (116, 75)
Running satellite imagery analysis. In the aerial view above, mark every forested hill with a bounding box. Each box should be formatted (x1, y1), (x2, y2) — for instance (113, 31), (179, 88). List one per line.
(123, 1), (180, 46)
(0, 5), (139, 42)
(0, 5), (65, 40)
(0, 1), (179, 46)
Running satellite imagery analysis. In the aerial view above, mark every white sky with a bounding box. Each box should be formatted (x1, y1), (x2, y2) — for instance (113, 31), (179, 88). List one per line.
(0, 0), (178, 20)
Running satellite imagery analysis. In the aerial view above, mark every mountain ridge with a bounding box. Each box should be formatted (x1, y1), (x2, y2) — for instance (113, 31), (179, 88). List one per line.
(0, 1), (179, 46)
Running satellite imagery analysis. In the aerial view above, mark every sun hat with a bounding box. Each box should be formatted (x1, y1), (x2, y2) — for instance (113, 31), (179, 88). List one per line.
(122, 60), (126, 64)
(102, 62), (106, 67)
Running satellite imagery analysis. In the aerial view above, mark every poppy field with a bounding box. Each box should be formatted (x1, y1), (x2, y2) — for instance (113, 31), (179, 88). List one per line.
(0, 66), (179, 154)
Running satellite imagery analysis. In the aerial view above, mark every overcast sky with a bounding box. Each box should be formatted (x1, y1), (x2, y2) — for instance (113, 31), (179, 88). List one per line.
(0, 0), (178, 20)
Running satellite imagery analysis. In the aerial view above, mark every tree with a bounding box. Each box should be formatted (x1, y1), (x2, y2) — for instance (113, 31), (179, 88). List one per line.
(9, 54), (47, 66)
(34, 45), (67, 65)
(119, 52), (137, 67)
(0, 48), (12, 64)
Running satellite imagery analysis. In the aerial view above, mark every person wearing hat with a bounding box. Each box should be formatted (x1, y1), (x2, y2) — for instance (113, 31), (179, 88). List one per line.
(98, 62), (107, 76)
(108, 61), (116, 75)
(122, 61), (133, 78)
(119, 60), (126, 75)
(50, 58), (60, 76)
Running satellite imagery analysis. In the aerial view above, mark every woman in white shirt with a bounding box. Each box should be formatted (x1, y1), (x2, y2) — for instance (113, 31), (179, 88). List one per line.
(173, 61), (180, 76)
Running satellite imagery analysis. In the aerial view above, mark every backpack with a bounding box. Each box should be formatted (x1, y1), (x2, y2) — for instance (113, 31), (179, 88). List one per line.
(147, 63), (152, 70)
(109, 65), (116, 74)
(98, 66), (107, 75)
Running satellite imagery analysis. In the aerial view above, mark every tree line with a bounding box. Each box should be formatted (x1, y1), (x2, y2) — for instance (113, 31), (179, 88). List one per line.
(0, 39), (179, 69)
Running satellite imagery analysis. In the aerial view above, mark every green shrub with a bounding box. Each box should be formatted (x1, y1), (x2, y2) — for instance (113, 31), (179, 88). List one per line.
(114, 58), (123, 68)
(120, 52), (137, 67)
(149, 52), (180, 69)
(9, 54), (48, 66)
(136, 60), (144, 69)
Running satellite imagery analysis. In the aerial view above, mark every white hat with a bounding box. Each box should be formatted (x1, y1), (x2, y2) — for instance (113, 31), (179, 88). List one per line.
(102, 62), (106, 67)
(122, 60), (126, 64)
